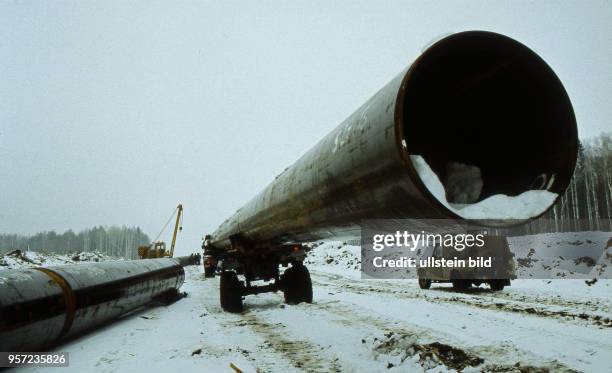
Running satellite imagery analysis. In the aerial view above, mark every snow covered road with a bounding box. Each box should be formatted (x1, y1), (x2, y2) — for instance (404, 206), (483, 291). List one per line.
(19, 261), (611, 373)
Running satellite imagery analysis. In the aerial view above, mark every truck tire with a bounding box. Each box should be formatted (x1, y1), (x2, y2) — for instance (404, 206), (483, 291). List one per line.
(488, 280), (505, 291)
(418, 278), (432, 289)
(283, 263), (313, 304)
(220, 271), (243, 312)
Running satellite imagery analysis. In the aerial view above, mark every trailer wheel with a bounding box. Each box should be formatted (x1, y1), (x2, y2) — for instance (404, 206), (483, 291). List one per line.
(283, 263), (313, 304)
(488, 280), (505, 291)
(220, 271), (243, 312)
(418, 278), (432, 289)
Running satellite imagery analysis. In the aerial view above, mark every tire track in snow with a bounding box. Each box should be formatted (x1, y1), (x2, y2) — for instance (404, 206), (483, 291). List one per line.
(311, 271), (611, 327)
(309, 298), (579, 372)
(223, 311), (342, 373)
(192, 273), (299, 373)
(313, 270), (609, 313)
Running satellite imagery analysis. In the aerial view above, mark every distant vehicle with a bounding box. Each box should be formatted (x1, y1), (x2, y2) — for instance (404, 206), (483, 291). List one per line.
(417, 235), (516, 291)
(138, 204), (183, 259)
(202, 235), (217, 277)
(203, 256), (217, 277)
(138, 241), (171, 259)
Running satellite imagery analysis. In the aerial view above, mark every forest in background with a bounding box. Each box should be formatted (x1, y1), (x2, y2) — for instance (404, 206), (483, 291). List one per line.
(524, 132), (611, 233)
(0, 226), (150, 259)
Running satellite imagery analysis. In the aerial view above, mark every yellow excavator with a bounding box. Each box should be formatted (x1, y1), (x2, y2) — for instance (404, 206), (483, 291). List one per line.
(138, 204), (183, 259)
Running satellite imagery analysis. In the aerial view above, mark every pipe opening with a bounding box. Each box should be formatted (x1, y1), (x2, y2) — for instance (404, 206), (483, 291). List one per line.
(401, 31), (578, 220)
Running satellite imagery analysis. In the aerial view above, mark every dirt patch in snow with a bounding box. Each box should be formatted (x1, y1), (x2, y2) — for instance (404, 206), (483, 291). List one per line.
(226, 312), (342, 373)
(371, 332), (579, 373)
(372, 332), (483, 370)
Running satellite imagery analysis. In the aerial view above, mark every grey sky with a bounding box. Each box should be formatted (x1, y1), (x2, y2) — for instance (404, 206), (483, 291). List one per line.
(1, 1), (610, 255)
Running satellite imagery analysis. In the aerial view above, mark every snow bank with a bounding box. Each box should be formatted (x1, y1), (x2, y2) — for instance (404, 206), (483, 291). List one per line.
(590, 246), (612, 278)
(305, 242), (361, 277)
(0, 250), (118, 270)
(510, 232), (611, 279)
(410, 155), (557, 219)
(309, 232), (611, 280)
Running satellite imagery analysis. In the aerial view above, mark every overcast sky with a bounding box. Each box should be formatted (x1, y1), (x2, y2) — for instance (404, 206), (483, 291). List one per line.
(1, 1), (610, 255)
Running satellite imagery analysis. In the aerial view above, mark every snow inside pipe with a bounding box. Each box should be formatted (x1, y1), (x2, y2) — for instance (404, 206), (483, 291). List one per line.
(0, 258), (185, 352)
(210, 31), (578, 248)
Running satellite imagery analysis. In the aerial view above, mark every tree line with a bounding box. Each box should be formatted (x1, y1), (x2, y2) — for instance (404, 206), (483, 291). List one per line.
(522, 132), (611, 234)
(0, 226), (150, 259)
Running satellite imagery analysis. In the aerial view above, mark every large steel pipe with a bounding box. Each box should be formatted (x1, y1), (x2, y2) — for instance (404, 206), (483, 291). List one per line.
(0, 258), (185, 351)
(210, 31), (578, 248)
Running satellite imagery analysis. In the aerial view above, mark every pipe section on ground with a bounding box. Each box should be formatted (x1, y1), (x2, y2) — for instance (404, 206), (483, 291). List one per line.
(0, 258), (185, 352)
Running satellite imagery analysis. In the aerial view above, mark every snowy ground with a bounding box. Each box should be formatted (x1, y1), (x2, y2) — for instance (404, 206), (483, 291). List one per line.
(3, 236), (612, 373)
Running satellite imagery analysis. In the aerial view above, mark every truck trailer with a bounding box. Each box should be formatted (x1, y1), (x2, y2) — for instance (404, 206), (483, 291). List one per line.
(204, 31), (578, 312)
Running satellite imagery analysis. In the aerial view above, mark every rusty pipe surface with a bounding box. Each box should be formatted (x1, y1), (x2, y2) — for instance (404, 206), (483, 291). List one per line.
(210, 31), (578, 249)
(0, 258), (185, 352)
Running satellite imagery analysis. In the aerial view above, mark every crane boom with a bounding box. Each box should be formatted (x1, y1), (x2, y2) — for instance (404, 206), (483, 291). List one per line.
(169, 204), (183, 257)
